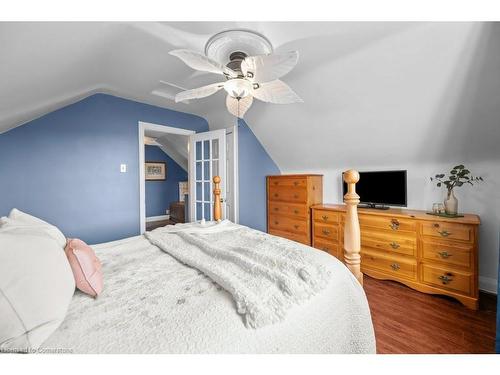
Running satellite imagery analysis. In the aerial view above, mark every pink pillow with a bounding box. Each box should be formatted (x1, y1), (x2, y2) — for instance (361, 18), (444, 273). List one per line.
(64, 238), (103, 297)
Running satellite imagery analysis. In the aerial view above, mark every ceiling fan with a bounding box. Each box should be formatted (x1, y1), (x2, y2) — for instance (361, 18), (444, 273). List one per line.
(167, 30), (303, 118)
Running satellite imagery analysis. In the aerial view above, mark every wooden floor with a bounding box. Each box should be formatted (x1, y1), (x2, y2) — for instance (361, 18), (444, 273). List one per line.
(364, 276), (497, 353)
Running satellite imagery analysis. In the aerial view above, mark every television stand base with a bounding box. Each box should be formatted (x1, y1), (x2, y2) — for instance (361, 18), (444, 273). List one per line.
(359, 203), (391, 210)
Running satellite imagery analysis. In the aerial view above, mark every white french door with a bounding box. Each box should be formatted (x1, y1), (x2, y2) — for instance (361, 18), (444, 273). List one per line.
(188, 129), (226, 222)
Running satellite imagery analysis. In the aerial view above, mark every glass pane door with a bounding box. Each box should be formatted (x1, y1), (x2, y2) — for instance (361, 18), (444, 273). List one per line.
(189, 129), (226, 222)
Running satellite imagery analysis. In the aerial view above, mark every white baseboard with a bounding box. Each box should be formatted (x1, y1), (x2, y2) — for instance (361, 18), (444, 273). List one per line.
(479, 276), (498, 294)
(146, 215), (170, 223)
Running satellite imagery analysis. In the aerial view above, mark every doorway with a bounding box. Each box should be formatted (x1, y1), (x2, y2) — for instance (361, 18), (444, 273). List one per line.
(138, 121), (238, 234)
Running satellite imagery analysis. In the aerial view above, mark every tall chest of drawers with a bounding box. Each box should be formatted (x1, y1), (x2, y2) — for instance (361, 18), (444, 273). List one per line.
(267, 174), (323, 245)
(311, 204), (480, 309)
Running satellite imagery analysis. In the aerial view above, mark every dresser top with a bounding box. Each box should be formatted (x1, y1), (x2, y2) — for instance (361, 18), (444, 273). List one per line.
(311, 204), (480, 225)
(267, 174), (323, 178)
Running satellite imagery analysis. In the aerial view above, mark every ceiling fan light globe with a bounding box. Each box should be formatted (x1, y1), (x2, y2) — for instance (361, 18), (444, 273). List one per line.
(224, 78), (253, 99)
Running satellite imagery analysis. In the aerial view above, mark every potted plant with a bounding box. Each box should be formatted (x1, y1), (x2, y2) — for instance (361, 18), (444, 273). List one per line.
(430, 165), (483, 215)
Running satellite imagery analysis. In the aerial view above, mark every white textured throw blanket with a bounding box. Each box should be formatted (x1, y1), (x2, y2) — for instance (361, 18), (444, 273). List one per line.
(146, 221), (332, 328)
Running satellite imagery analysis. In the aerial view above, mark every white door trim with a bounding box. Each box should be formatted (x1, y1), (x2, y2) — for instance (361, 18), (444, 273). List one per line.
(138, 121), (195, 234)
(226, 125), (239, 223)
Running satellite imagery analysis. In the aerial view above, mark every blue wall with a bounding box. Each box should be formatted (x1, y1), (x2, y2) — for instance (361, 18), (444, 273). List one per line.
(238, 119), (280, 232)
(145, 145), (187, 217)
(0, 94), (208, 244)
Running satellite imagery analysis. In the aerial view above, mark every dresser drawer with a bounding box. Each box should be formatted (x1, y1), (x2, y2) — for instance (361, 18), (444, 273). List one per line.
(269, 229), (309, 245)
(422, 221), (474, 242)
(422, 241), (473, 269)
(361, 230), (416, 257)
(362, 249), (417, 280)
(313, 223), (339, 241)
(268, 186), (308, 203)
(420, 263), (473, 295)
(359, 215), (416, 233)
(313, 239), (340, 258)
(313, 209), (340, 225)
(269, 201), (308, 218)
(269, 214), (308, 235)
(269, 177), (307, 189)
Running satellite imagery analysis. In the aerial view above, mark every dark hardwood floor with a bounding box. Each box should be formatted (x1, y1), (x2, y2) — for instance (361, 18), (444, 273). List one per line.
(364, 275), (497, 354)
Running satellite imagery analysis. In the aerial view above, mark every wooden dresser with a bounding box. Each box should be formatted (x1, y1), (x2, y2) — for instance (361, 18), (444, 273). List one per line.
(267, 174), (323, 245)
(311, 204), (480, 309)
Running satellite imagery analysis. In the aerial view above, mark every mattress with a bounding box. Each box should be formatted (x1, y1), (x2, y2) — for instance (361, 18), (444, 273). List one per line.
(42, 233), (376, 353)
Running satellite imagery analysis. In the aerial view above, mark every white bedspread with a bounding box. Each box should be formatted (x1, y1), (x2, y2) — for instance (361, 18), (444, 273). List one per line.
(146, 221), (332, 329)
(42, 225), (376, 353)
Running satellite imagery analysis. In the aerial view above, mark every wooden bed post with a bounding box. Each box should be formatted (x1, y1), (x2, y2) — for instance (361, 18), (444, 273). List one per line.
(343, 169), (363, 285)
(213, 176), (222, 222)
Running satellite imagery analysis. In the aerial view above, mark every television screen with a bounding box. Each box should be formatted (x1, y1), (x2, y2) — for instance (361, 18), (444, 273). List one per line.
(342, 170), (407, 207)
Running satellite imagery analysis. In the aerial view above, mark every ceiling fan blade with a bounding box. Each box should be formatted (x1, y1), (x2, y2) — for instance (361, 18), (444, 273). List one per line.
(241, 51), (299, 83)
(169, 49), (238, 77)
(251, 80), (303, 104)
(159, 80), (188, 91)
(175, 82), (225, 103)
(226, 95), (253, 118)
(151, 89), (177, 102)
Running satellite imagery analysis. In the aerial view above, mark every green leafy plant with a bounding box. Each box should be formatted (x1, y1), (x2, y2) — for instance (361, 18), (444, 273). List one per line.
(430, 165), (483, 192)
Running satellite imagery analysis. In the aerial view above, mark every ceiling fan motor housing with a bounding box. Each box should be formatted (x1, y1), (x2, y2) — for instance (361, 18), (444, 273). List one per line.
(226, 51), (247, 76)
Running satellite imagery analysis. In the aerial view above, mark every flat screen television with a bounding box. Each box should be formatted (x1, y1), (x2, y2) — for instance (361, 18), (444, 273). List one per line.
(342, 170), (407, 209)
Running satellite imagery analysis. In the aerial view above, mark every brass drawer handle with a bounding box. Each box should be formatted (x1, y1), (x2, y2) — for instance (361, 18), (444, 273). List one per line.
(389, 219), (400, 230)
(438, 230), (451, 237)
(274, 193), (279, 198)
(322, 229), (331, 235)
(438, 273), (454, 284)
(294, 209), (299, 214)
(322, 215), (329, 221)
(293, 194), (299, 199)
(274, 207), (279, 211)
(437, 251), (452, 259)
(274, 221), (279, 225)
(293, 224), (299, 230)
(390, 242), (400, 249)
(293, 181), (299, 186)
(390, 263), (400, 271)
(433, 223), (452, 237)
(274, 181), (279, 185)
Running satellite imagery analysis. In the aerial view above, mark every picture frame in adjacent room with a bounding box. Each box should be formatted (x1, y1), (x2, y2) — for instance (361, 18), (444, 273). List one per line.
(145, 161), (166, 181)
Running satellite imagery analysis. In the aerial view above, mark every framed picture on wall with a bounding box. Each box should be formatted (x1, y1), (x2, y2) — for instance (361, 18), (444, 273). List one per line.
(145, 161), (166, 181)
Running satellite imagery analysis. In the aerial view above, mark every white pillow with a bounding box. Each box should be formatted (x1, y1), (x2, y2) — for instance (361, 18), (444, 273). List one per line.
(0, 209), (66, 248)
(0, 233), (75, 350)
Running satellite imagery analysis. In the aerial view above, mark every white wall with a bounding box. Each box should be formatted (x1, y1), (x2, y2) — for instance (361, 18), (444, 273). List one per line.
(286, 160), (500, 293)
(260, 22), (500, 293)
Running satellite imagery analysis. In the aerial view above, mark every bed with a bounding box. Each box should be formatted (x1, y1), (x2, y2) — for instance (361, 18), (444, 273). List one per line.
(42, 232), (374, 353)
(2, 170), (375, 354)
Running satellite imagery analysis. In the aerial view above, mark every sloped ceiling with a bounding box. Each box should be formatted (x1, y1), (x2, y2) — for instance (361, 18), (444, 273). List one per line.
(2, 22), (499, 169)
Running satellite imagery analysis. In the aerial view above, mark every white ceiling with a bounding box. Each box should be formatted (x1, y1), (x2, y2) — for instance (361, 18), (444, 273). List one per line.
(2, 22), (499, 169)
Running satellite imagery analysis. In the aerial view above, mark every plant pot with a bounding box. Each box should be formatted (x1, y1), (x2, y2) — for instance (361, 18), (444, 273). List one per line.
(444, 189), (458, 215)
